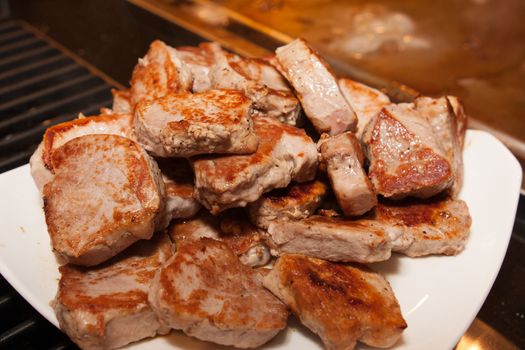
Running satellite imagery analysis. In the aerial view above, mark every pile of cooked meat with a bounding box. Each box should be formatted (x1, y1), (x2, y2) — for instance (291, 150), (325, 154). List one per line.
(30, 38), (471, 350)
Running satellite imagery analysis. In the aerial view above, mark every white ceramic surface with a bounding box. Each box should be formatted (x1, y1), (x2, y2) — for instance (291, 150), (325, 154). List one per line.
(0, 130), (521, 350)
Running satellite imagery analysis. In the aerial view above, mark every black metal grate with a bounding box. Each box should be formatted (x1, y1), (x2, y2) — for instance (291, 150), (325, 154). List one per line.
(0, 18), (113, 350)
(0, 19), (113, 173)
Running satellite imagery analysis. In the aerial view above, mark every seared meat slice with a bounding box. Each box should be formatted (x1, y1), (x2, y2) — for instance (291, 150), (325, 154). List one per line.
(263, 254), (407, 350)
(362, 103), (454, 199)
(148, 238), (288, 348)
(209, 49), (301, 125)
(111, 89), (132, 114)
(248, 180), (328, 229)
(376, 196), (471, 257)
(43, 134), (165, 266)
(176, 43), (218, 93)
(267, 216), (391, 263)
(130, 40), (192, 107)
(53, 233), (174, 350)
(415, 96), (467, 197)
(319, 132), (377, 216)
(275, 38), (357, 135)
(157, 158), (201, 221)
(192, 116), (318, 213)
(169, 212), (271, 267)
(338, 78), (390, 139)
(30, 113), (134, 193)
(135, 89), (258, 157)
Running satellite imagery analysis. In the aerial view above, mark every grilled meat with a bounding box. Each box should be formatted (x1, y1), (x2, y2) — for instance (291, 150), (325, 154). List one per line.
(275, 39), (357, 135)
(148, 238), (288, 348)
(43, 134), (165, 266)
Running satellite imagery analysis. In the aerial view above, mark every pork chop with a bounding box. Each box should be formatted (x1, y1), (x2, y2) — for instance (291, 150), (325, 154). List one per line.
(157, 158), (201, 221)
(134, 89), (259, 157)
(43, 134), (165, 266)
(338, 78), (390, 139)
(248, 179), (328, 229)
(53, 233), (174, 350)
(169, 212), (271, 267)
(375, 196), (471, 257)
(148, 238), (288, 348)
(275, 38), (357, 135)
(30, 113), (135, 193)
(362, 103), (454, 199)
(319, 132), (377, 216)
(209, 49), (301, 125)
(267, 216), (391, 263)
(130, 40), (192, 107)
(192, 116), (318, 213)
(263, 254), (407, 350)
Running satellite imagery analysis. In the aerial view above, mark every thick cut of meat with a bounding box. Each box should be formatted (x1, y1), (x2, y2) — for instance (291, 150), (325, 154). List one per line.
(338, 78), (390, 139)
(267, 216), (391, 263)
(415, 96), (466, 197)
(275, 38), (357, 135)
(375, 196), (471, 257)
(157, 158), (201, 221)
(148, 238), (288, 348)
(192, 116), (318, 213)
(43, 134), (165, 266)
(319, 132), (377, 216)
(209, 49), (301, 125)
(362, 103), (454, 199)
(111, 89), (132, 114)
(53, 233), (174, 350)
(248, 179), (328, 229)
(263, 254), (407, 350)
(30, 113), (135, 193)
(134, 89), (258, 157)
(176, 43), (219, 92)
(169, 212), (271, 267)
(130, 40), (192, 107)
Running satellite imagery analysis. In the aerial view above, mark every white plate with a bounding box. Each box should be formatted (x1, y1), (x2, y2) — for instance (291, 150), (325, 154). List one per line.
(0, 130), (521, 350)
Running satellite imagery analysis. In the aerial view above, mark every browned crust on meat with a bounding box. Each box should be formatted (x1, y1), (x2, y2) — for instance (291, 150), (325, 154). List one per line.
(130, 40), (188, 106)
(157, 238), (287, 330)
(272, 254), (406, 348)
(367, 109), (452, 198)
(44, 135), (161, 260)
(193, 117), (311, 184)
(42, 114), (132, 171)
(264, 180), (328, 206)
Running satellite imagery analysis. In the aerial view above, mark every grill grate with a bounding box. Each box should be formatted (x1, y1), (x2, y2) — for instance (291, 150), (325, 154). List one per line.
(0, 19), (113, 173)
(0, 18), (114, 350)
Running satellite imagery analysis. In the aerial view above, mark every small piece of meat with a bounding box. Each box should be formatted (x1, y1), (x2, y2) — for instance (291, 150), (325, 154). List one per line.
(30, 113), (135, 193)
(275, 38), (357, 135)
(53, 233), (174, 350)
(192, 116), (318, 213)
(157, 158), (201, 222)
(248, 180), (328, 229)
(267, 216), (391, 263)
(263, 254), (407, 350)
(319, 132), (377, 216)
(209, 49), (301, 125)
(338, 78), (390, 139)
(375, 196), (472, 257)
(111, 89), (132, 114)
(362, 103), (454, 199)
(148, 238), (288, 348)
(169, 212), (271, 267)
(176, 43), (218, 92)
(134, 89), (259, 157)
(43, 134), (165, 266)
(130, 40), (192, 107)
